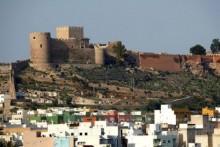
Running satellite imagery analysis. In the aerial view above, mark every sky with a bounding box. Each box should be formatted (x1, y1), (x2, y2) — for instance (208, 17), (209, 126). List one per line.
(0, 0), (220, 62)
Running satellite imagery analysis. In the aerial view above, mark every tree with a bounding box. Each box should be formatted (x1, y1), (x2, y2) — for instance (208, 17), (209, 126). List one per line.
(112, 41), (126, 61)
(145, 100), (161, 111)
(190, 44), (206, 55)
(210, 38), (220, 53)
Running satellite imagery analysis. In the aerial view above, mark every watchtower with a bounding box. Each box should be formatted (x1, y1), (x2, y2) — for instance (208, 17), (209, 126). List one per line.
(94, 44), (107, 65)
(56, 26), (84, 39)
(29, 32), (51, 70)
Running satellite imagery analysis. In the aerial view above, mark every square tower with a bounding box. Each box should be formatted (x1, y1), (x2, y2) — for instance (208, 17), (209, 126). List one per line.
(56, 26), (84, 39)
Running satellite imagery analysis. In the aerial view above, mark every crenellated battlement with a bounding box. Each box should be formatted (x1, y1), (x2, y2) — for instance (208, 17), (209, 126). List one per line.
(29, 32), (51, 41)
(52, 38), (77, 41)
(206, 54), (220, 57)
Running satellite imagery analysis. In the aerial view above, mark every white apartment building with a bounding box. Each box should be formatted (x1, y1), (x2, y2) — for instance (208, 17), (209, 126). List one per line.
(126, 123), (178, 147)
(154, 104), (176, 125)
(9, 109), (27, 125)
(41, 121), (122, 147)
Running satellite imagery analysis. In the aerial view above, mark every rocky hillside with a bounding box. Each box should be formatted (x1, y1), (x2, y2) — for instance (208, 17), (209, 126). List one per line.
(14, 64), (220, 110)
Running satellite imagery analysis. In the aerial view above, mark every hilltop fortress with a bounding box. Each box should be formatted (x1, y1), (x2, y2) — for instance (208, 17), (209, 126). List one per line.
(29, 26), (220, 74)
(30, 26), (131, 71)
(30, 26), (94, 70)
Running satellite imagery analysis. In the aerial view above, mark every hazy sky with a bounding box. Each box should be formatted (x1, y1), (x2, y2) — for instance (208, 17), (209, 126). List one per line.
(0, 0), (220, 62)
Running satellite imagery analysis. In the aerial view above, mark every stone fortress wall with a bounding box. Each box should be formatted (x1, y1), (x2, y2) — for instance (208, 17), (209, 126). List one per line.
(139, 53), (182, 72)
(139, 53), (220, 72)
(29, 25), (220, 73)
(0, 60), (28, 99)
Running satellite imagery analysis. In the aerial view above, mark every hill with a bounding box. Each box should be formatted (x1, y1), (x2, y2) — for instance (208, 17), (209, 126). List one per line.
(14, 64), (220, 111)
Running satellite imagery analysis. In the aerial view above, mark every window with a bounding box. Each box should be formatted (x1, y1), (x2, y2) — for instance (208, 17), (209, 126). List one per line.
(36, 131), (41, 137)
(33, 37), (36, 39)
(85, 132), (88, 136)
(101, 128), (105, 135)
(71, 133), (74, 136)
(40, 44), (42, 48)
(79, 132), (82, 136)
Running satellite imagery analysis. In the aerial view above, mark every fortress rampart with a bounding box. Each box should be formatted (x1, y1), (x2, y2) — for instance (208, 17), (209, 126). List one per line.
(139, 53), (220, 72)
(139, 53), (182, 72)
(29, 25), (220, 73)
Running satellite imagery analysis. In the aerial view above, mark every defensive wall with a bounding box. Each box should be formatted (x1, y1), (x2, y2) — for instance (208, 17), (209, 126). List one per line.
(139, 53), (220, 72)
(11, 60), (29, 74)
(50, 38), (92, 64)
(9, 60), (29, 99)
(29, 26), (220, 73)
(0, 64), (10, 74)
(139, 53), (182, 72)
(0, 60), (28, 99)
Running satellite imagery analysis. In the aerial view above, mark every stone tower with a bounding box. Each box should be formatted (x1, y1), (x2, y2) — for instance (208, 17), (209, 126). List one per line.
(29, 32), (51, 70)
(94, 44), (106, 65)
(56, 26), (84, 39)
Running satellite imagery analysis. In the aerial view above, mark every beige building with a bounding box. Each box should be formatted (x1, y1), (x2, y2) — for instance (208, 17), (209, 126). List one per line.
(178, 115), (215, 147)
(195, 134), (209, 147)
(212, 128), (220, 147)
(23, 129), (54, 147)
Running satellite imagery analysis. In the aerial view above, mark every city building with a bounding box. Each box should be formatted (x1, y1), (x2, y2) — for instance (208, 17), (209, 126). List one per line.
(154, 104), (176, 125)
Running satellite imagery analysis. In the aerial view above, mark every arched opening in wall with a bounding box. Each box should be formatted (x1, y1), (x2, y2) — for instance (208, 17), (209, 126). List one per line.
(40, 44), (42, 48)
(33, 36), (36, 40)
